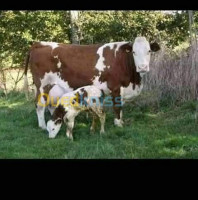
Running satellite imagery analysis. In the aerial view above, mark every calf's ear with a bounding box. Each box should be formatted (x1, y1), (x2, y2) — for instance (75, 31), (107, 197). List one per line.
(150, 42), (160, 52)
(55, 118), (62, 125)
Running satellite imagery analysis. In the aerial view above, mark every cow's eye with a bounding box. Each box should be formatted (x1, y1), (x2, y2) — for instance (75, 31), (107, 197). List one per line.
(52, 128), (55, 131)
(132, 51), (135, 55)
(148, 50), (152, 53)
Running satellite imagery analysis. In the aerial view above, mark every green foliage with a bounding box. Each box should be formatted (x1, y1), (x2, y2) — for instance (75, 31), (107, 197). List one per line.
(0, 11), (71, 68)
(0, 10), (196, 69)
(78, 10), (191, 48)
(78, 11), (164, 43)
(156, 11), (189, 47)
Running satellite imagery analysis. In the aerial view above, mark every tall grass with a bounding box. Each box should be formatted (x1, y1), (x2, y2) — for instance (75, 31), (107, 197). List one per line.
(143, 40), (198, 105)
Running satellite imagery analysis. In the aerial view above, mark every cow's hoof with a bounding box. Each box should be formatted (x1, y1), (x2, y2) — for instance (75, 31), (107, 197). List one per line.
(114, 119), (124, 128)
(115, 124), (123, 128)
(49, 136), (55, 139)
(100, 130), (105, 135)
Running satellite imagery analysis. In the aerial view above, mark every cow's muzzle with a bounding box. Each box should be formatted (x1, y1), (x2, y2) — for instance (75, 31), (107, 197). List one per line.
(137, 65), (149, 73)
(49, 135), (56, 139)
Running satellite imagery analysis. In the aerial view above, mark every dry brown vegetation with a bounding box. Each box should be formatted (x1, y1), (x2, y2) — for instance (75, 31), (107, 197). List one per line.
(143, 40), (198, 105)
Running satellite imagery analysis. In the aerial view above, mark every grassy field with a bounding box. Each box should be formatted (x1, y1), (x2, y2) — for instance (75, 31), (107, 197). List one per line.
(0, 90), (197, 159)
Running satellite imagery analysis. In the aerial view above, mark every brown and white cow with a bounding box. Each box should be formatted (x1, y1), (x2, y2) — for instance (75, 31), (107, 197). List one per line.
(24, 37), (160, 129)
(47, 85), (106, 140)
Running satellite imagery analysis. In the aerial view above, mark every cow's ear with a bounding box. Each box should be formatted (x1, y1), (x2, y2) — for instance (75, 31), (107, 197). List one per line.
(150, 42), (160, 52)
(121, 42), (132, 53)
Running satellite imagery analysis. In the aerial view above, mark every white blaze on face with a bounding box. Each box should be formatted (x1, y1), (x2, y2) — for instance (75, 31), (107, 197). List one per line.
(132, 37), (151, 74)
(47, 120), (62, 138)
(40, 41), (59, 50)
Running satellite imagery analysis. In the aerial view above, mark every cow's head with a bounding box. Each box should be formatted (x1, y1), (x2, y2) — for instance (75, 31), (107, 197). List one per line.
(132, 37), (160, 74)
(47, 119), (62, 139)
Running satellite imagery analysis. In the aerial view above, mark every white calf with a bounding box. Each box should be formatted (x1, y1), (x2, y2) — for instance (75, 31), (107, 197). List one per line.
(47, 85), (106, 140)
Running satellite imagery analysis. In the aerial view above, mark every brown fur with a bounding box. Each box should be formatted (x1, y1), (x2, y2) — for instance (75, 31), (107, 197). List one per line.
(42, 84), (55, 101)
(24, 41), (159, 124)
(52, 105), (67, 124)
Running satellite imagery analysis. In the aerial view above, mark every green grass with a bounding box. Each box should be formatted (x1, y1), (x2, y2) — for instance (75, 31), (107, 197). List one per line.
(0, 91), (197, 159)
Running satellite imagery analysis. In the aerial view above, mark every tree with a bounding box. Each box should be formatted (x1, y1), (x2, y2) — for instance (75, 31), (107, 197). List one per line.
(70, 11), (79, 44)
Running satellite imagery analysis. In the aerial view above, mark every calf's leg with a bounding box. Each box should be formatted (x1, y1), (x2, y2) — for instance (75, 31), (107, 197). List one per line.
(90, 114), (97, 134)
(65, 110), (79, 141)
(91, 107), (106, 134)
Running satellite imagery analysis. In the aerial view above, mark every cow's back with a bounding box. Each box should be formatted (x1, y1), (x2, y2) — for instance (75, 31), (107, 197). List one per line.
(29, 42), (102, 90)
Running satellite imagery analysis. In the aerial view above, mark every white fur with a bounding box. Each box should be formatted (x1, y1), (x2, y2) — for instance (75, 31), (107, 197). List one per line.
(37, 96), (47, 130)
(114, 41), (128, 56)
(49, 84), (67, 107)
(114, 118), (123, 127)
(57, 60), (61, 69)
(95, 42), (128, 72)
(23, 74), (28, 89)
(48, 106), (56, 115)
(40, 71), (73, 94)
(92, 42), (129, 95)
(36, 72), (74, 130)
(133, 37), (151, 73)
(47, 86), (106, 139)
(40, 41), (59, 50)
(92, 76), (110, 95)
(121, 83), (143, 103)
(47, 120), (62, 138)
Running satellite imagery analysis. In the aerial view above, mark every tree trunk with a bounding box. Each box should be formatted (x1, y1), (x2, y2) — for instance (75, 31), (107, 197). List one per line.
(70, 11), (79, 44)
(188, 10), (193, 45)
(188, 10), (198, 102)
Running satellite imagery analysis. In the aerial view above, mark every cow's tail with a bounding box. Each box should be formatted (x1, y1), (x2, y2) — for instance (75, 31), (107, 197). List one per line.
(23, 50), (30, 100)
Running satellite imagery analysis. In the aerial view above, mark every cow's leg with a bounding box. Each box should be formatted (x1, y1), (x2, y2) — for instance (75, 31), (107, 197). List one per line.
(48, 105), (55, 115)
(112, 89), (124, 127)
(36, 105), (47, 130)
(120, 110), (124, 125)
(113, 107), (123, 127)
(90, 114), (97, 134)
(36, 91), (47, 130)
(99, 112), (106, 134)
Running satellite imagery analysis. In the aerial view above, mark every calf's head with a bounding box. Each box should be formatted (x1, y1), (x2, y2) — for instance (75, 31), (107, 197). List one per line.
(47, 118), (62, 138)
